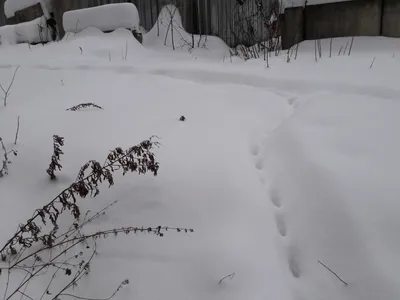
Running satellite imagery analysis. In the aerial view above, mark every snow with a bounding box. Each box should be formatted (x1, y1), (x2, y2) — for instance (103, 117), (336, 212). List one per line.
(1, 5), (400, 300)
(265, 93), (400, 300)
(143, 5), (230, 60)
(283, 0), (352, 8)
(63, 3), (140, 35)
(4, 0), (51, 18)
(0, 16), (51, 45)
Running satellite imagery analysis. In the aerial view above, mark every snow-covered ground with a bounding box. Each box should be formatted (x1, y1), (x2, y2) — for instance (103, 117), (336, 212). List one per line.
(1, 14), (400, 300)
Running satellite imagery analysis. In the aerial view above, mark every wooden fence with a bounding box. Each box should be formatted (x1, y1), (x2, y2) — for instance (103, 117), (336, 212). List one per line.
(0, 0), (278, 47)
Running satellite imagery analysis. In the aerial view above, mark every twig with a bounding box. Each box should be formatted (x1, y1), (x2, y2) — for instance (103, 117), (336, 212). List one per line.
(66, 103), (103, 111)
(314, 39), (318, 62)
(343, 40), (349, 56)
(338, 46), (343, 56)
(124, 41), (128, 60)
(14, 116), (20, 145)
(1, 66), (20, 107)
(295, 42), (299, 60)
(57, 279), (129, 300)
(348, 37), (354, 56)
(318, 39), (322, 58)
(218, 272), (235, 284)
(3, 264), (11, 300)
(370, 57), (376, 69)
(318, 260), (347, 286)
(0, 137), (17, 178)
(329, 38), (332, 58)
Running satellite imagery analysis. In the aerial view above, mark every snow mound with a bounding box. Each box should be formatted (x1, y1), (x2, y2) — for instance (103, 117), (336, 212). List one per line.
(4, 0), (51, 18)
(143, 5), (230, 59)
(63, 3), (140, 34)
(0, 16), (51, 45)
(265, 94), (400, 300)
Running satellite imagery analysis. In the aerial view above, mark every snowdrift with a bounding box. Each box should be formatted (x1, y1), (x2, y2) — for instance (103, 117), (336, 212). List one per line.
(265, 94), (400, 300)
(143, 5), (230, 58)
(63, 3), (140, 34)
(4, 0), (51, 18)
(0, 16), (51, 45)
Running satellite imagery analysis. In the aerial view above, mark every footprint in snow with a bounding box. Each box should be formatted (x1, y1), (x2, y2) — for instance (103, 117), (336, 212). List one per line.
(275, 212), (287, 237)
(288, 246), (301, 279)
(269, 188), (282, 208)
(250, 144), (260, 156)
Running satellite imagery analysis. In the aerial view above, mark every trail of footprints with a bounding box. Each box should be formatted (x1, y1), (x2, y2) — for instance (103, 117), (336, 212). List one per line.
(251, 141), (301, 280)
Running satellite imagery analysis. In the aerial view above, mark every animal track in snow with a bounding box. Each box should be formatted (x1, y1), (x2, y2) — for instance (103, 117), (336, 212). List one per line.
(255, 158), (264, 170)
(250, 144), (260, 156)
(287, 96), (297, 106)
(275, 212), (287, 237)
(287, 246), (301, 278)
(270, 188), (282, 208)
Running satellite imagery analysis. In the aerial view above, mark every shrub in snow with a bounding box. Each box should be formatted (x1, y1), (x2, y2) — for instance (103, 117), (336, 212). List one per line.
(0, 16), (51, 45)
(46, 135), (64, 180)
(0, 137), (17, 178)
(1, 137), (193, 299)
(63, 3), (140, 35)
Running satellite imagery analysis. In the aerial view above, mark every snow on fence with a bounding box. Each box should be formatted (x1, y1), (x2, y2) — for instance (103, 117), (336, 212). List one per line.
(4, 0), (51, 18)
(63, 3), (140, 34)
(0, 15), (51, 44)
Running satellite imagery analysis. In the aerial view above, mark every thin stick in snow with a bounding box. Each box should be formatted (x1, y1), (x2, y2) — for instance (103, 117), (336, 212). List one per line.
(74, 20), (80, 35)
(318, 260), (348, 286)
(348, 37), (354, 56)
(329, 38), (332, 58)
(343, 40), (349, 56)
(1, 66), (20, 107)
(218, 273), (235, 284)
(370, 57), (376, 69)
(124, 41), (128, 60)
(318, 39), (322, 58)
(338, 46), (343, 56)
(14, 116), (20, 145)
(314, 39), (318, 62)
(295, 42), (299, 60)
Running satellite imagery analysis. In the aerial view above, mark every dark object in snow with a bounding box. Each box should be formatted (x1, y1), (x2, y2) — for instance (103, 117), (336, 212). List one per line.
(46, 12), (58, 41)
(132, 29), (143, 44)
(67, 103), (103, 111)
(179, 116), (186, 122)
(46, 135), (64, 180)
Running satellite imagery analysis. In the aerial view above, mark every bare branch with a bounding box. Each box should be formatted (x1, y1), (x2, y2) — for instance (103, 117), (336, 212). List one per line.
(1, 66), (20, 106)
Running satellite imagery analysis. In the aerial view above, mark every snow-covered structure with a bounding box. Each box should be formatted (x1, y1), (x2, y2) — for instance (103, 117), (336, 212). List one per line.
(4, 0), (51, 18)
(63, 3), (140, 35)
(0, 15), (50, 44)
